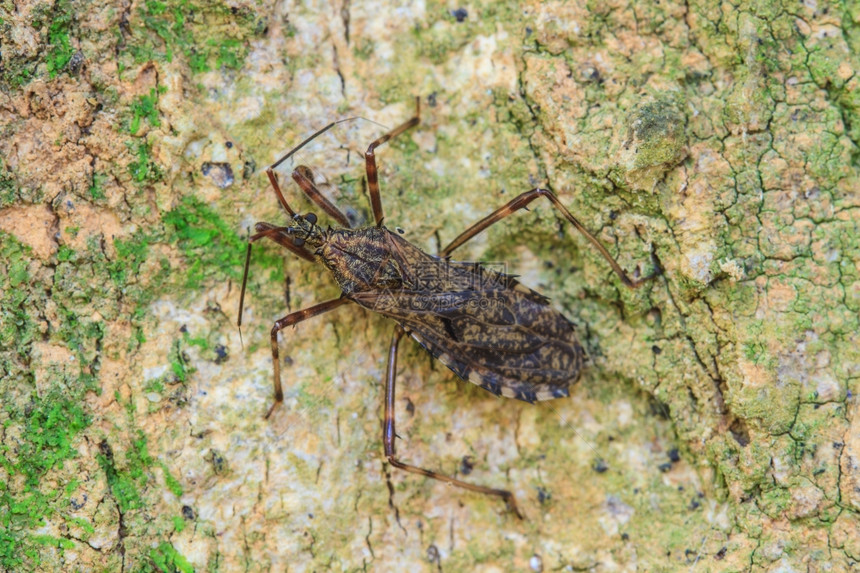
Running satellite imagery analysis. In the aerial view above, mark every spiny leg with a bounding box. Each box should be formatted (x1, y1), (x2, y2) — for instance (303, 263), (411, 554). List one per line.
(441, 188), (659, 289)
(291, 165), (351, 227)
(266, 297), (349, 419)
(366, 98), (421, 226)
(383, 325), (523, 519)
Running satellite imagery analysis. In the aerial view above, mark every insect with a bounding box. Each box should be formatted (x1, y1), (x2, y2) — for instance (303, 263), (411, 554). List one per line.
(238, 99), (659, 518)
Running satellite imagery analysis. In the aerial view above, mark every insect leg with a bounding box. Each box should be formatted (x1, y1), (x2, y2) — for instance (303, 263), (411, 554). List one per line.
(441, 188), (659, 289)
(238, 224), (316, 332)
(265, 116), (373, 217)
(291, 165), (351, 227)
(383, 325), (524, 519)
(265, 167), (298, 218)
(266, 297), (350, 419)
(365, 97), (421, 226)
(250, 223), (316, 262)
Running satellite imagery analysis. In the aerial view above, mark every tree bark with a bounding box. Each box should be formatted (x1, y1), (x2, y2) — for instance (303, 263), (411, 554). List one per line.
(0, 0), (857, 570)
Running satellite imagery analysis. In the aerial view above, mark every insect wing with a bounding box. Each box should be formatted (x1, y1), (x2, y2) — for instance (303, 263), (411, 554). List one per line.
(352, 283), (585, 403)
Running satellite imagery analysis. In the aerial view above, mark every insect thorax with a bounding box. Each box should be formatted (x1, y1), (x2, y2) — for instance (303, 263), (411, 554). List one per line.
(320, 227), (404, 295)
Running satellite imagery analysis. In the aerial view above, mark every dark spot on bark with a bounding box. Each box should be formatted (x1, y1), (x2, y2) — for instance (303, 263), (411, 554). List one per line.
(451, 8), (467, 22)
(202, 162), (235, 188)
(214, 344), (228, 364)
(537, 487), (551, 504)
(460, 456), (474, 475)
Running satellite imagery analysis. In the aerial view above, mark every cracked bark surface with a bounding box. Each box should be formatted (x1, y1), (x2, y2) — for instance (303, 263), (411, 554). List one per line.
(0, 0), (858, 571)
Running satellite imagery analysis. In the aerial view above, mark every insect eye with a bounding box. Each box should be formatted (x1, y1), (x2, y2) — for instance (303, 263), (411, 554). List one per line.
(293, 237), (305, 247)
(305, 212), (317, 225)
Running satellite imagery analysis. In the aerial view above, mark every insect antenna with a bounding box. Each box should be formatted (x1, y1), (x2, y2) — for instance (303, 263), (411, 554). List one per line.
(237, 241), (254, 331)
(269, 116), (380, 171)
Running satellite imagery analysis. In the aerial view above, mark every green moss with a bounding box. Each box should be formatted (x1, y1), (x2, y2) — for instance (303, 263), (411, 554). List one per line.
(213, 37), (244, 70)
(88, 172), (107, 201)
(120, 0), (262, 74)
(56, 244), (75, 262)
(161, 195), (247, 288)
(160, 463), (184, 497)
(172, 515), (185, 533)
(149, 541), (194, 573)
(69, 516), (95, 536)
(55, 308), (105, 379)
(0, 0), (77, 87)
(0, 159), (19, 208)
(97, 432), (152, 513)
(8, 394), (89, 488)
(110, 232), (152, 288)
(0, 233), (37, 386)
(169, 338), (192, 383)
(128, 139), (164, 185)
(0, 391), (90, 570)
(129, 87), (166, 135)
(44, 0), (76, 78)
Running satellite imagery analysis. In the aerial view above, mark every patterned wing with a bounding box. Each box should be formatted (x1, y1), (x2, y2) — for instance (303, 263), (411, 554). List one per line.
(351, 284), (585, 403)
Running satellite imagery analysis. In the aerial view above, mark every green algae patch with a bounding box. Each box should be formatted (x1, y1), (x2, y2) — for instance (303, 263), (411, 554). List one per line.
(129, 87), (167, 135)
(3, 0), (860, 569)
(0, 159), (25, 209)
(0, 0), (78, 88)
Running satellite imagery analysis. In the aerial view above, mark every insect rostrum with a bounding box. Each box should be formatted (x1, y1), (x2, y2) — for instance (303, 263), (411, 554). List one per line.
(238, 101), (658, 518)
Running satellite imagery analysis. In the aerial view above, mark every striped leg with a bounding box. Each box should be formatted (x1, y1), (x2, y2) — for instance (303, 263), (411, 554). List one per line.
(365, 98), (421, 226)
(382, 325), (523, 518)
(265, 297), (349, 419)
(290, 165), (351, 227)
(441, 188), (659, 289)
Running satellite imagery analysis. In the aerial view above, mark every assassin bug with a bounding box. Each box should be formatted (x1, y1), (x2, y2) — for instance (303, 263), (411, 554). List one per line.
(238, 99), (658, 518)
